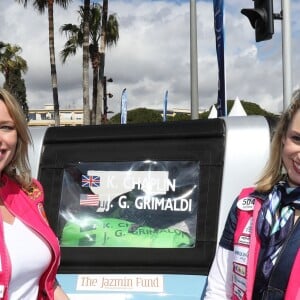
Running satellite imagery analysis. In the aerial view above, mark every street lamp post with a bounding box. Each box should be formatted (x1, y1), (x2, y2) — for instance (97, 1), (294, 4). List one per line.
(103, 76), (113, 123)
(190, 0), (199, 120)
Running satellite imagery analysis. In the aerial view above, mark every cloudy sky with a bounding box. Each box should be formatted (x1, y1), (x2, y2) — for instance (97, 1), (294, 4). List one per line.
(0, 0), (299, 116)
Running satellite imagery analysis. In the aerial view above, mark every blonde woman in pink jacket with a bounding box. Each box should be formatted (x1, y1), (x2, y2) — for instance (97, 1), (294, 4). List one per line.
(205, 90), (300, 299)
(0, 88), (68, 300)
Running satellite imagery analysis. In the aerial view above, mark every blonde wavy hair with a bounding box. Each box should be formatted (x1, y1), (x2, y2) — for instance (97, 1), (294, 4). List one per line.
(0, 88), (32, 188)
(256, 89), (300, 192)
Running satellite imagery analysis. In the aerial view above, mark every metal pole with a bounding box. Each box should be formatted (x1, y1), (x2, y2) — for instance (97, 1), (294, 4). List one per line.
(281, 0), (293, 110)
(190, 0), (199, 119)
(103, 76), (107, 123)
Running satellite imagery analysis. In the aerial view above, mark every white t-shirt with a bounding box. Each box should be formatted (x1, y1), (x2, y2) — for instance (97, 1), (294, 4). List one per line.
(204, 246), (233, 300)
(3, 218), (51, 299)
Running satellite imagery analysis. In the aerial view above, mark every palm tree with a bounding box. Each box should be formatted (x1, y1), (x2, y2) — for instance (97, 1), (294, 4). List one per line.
(60, 3), (100, 125)
(60, 2), (119, 125)
(0, 42), (28, 84)
(0, 42), (29, 116)
(16, 0), (73, 126)
(96, 0), (119, 124)
(82, 0), (90, 125)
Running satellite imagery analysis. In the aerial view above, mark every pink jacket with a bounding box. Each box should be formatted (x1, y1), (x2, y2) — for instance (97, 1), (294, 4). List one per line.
(233, 187), (300, 299)
(0, 174), (61, 300)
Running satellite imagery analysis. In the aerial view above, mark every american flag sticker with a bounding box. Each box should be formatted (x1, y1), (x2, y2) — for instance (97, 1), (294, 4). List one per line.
(80, 194), (100, 206)
(81, 175), (101, 187)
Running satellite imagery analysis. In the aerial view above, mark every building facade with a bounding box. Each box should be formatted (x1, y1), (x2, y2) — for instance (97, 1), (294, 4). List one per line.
(28, 105), (83, 126)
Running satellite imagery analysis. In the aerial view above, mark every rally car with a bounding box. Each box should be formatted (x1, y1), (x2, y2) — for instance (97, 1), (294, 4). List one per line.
(28, 115), (274, 299)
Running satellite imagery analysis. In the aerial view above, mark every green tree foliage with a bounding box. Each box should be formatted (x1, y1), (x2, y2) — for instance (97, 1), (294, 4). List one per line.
(171, 113), (194, 121)
(0, 42), (28, 82)
(0, 42), (29, 118)
(109, 108), (162, 124)
(226, 99), (276, 117)
(199, 110), (210, 119)
(203, 100), (277, 119)
(4, 68), (29, 120)
(108, 100), (278, 124)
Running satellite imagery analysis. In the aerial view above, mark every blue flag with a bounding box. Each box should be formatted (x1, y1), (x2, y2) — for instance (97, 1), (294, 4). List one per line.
(120, 88), (127, 124)
(163, 90), (168, 122)
(213, 0), (227, 117)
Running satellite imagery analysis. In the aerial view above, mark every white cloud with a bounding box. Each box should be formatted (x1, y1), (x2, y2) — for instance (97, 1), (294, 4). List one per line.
(0, 0), (299, 115)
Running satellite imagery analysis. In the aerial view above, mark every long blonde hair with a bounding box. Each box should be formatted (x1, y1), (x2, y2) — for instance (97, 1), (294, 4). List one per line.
(256, 89), (300, 192)
(0, 88), (32, 187)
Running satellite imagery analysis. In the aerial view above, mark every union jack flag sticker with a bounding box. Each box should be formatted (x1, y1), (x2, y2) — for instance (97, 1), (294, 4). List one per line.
(81, 175), (101, 187)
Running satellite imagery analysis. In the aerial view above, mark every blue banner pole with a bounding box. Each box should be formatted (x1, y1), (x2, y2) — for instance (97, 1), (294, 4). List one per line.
(213, 0), (227, 117)
(163, 90), (168, 122)
(120, 88), (127, 124)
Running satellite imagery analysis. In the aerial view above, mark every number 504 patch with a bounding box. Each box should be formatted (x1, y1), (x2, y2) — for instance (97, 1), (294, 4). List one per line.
(237, 197), (255, 211)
